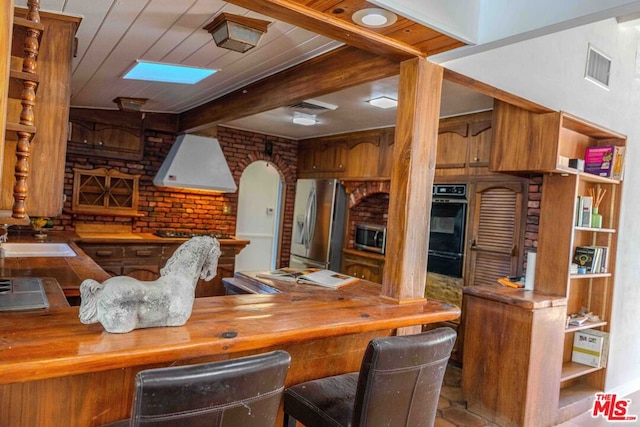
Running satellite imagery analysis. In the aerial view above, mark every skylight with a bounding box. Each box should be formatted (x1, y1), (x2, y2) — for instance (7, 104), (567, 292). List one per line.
(123, 61), (218, 85)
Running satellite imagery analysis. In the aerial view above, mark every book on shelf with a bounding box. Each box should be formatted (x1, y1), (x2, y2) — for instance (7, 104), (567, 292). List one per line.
(575, 196), (593, 227)
(573, 246), (608, 274)
(584, 145), (625, 180)
(572, 329), (610, 368)
(257, 268), (359, 289)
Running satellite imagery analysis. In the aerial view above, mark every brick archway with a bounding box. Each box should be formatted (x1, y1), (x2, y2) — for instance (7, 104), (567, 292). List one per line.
(345, 180), (391, 208)
(235, 151), (296, 186)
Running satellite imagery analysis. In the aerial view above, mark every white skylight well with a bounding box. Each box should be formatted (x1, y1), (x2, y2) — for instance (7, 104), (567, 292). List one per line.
(123, 61), (218, 85)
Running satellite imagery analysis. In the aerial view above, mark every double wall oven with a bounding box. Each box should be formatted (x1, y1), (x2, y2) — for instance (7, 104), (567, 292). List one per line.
(428, 184), (467, 278)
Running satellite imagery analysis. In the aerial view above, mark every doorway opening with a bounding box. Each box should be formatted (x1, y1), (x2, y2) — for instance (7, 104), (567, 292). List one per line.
(234, 160), (283, 271)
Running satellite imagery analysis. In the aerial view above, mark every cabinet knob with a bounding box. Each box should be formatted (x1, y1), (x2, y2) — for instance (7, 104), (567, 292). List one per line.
(136, 250), (152, 257)
(96, 250), (113, 257)
(474, 157), (480, 161)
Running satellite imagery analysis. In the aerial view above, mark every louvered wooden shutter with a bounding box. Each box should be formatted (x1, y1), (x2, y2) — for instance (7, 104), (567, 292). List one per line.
(467, 181), (525, 287)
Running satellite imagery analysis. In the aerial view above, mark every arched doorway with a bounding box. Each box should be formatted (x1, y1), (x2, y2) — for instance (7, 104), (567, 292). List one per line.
(234, 160), (283, 271)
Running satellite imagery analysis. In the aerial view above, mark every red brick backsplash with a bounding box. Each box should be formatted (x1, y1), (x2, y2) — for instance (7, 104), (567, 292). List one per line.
(58, 126), (298, 268)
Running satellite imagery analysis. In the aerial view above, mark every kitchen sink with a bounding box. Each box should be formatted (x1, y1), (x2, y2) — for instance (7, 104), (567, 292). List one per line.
(0, 243), (76, 257)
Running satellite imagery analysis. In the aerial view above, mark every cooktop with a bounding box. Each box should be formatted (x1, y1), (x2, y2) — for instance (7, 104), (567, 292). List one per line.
(0, 277), (50, 312)
(154, 230), (232, 239)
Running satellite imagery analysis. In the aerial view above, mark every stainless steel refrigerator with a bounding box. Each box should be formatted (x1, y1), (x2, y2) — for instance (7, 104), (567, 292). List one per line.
(289, 178), (346, 271)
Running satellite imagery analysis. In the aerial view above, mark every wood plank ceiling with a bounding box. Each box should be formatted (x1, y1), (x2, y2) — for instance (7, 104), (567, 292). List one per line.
(182, 0), (467, 132)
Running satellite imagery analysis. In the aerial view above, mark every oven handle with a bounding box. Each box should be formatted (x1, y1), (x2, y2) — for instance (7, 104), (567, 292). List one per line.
(432, 198), (467, 203)
(470, 241), (517, 256)
(428, 251), (462, 260)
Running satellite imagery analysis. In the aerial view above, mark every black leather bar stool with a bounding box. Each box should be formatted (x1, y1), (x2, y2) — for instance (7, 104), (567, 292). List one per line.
(104, 350), (290, 427)
(283, 327), (456, 427)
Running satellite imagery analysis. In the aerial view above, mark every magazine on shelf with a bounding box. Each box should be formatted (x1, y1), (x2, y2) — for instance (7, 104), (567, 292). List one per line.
(584, 145), (625, 180)
(257, 268), (359, 289)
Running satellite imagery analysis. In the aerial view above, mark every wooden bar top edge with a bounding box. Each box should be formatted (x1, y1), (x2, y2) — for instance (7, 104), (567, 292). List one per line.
(0, 289), (459, 385)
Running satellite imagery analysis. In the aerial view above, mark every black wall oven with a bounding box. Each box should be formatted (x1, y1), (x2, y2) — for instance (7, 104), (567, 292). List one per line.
(428, 184), (467, 278)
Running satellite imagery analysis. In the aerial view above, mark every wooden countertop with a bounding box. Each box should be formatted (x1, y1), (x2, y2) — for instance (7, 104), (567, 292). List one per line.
(463, 284), (566, 309)
(0, 231), (110, 295)
(0, 280), (460, 385)
(1, 230), (249, 296)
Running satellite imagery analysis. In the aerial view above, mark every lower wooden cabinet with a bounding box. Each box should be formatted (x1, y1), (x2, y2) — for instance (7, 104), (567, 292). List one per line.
(341, 249), (385, 284)
(78, 241), (241, 297)
(462, 286), (566, 427)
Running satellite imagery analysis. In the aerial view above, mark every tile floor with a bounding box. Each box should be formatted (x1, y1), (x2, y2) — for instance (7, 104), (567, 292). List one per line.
(435, 364), (640, 427)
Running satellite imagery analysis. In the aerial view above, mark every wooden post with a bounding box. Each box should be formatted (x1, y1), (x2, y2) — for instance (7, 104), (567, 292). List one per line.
(382, 57), (442, 303)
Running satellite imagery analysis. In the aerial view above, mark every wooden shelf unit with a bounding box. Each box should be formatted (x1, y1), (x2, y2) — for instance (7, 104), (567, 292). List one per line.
(536, 164), (623, 423)
(2, 6), (79, 218)
(486, 100), (626, 424)
(3, 1), (42, 219)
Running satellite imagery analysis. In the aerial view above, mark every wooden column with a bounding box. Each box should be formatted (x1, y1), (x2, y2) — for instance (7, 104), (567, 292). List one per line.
(382, 57), (442, 302)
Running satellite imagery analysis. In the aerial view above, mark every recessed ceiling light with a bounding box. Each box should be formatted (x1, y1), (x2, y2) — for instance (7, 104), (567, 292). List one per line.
(352, 8), (398, 28)
(123, 60), (218, 85)
(292, 112), (317, 126)
(368, 96), (398, 109)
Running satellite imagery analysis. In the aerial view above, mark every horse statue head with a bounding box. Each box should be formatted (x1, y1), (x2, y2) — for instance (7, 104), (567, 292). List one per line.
(79, 236), (221, 333)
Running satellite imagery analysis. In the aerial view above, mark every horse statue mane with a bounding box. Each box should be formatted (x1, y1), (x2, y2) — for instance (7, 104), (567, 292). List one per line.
(79, 236), (221, 333)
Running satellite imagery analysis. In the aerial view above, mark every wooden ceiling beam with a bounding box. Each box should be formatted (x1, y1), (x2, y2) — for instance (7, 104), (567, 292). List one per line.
(179, 46), (400, 133)
(225, 0), (423, 60)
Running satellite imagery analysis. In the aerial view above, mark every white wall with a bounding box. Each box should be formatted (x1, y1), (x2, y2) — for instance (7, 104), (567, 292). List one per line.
(438, 19), (640, 394)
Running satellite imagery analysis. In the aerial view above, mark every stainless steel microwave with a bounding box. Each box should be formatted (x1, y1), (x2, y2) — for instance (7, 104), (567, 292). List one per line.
(354, 223), (386, 254)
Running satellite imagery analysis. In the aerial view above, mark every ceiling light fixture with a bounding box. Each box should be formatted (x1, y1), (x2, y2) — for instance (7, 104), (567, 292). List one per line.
(113, 97), (148, 112)
(367, 96), (398, 109)
(204, 13), (270, 53)
(352, 8), (398, 28)
(292, 112), (317, 126)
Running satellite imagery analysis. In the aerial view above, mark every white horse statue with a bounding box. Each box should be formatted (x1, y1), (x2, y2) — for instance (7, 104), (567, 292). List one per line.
(79, 236), (221, 333)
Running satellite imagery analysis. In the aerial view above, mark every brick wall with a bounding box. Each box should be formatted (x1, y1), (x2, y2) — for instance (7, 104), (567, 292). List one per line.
(524, 175), (542, 272)
(58, 126), (298, 268)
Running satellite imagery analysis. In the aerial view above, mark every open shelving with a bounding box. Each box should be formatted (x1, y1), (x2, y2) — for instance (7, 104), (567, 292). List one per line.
(490, 100), (626, 423)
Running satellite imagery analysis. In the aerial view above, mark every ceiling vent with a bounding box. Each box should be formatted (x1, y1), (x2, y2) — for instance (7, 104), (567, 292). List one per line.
(287, 99), (338, 115)
(585, 45), (611, 89)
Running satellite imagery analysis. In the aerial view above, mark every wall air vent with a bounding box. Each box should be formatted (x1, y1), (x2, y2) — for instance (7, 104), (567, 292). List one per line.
(585, 44), (611, 89)
(287, 99), (338, 115)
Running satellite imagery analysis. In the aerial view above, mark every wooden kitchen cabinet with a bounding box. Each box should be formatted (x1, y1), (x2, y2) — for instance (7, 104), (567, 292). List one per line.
(67, 108), (144, 161)
(464, 178), (527, 287)
(342, 248), (385, 284)
(297, 139), (346, 177)
(298, 127), (394, 179)
(436, 111), (494, 177)
(462, 286), (567, 427)
(490, 100), (626, 174)
(78, 240), (244, 298)
(342, 127), (394, 178)
(1, 7), (80, 218)
(72, 167), (141, 217)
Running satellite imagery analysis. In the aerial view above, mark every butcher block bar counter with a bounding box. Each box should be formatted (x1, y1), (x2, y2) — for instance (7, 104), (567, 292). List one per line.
(0, 267), (459, 426)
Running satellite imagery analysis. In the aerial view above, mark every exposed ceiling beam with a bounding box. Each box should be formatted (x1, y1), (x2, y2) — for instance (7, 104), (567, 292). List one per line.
(179, 46), (400, 133)
(225, 0), (423, 61)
